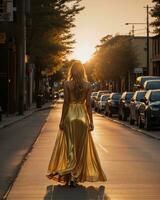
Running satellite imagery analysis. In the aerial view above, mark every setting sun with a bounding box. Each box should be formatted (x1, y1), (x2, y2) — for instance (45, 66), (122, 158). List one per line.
(72, 45), (95, 63)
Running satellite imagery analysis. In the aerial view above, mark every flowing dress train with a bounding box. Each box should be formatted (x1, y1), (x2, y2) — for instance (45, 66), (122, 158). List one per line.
(47, 101), (107, 183)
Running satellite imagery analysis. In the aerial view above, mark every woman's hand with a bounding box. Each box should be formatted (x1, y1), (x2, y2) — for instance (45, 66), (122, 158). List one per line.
(89, 122), (94, 131)
(59, 121), (64, 130)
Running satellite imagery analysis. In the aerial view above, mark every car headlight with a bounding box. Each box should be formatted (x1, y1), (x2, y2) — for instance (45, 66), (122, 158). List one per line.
(150, 106), (160, 111)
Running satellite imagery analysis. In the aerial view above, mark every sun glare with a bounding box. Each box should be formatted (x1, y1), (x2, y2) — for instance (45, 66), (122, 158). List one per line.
(72, 46), (95, 63)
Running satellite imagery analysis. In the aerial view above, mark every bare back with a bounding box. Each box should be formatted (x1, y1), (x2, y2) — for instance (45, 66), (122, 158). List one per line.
(60, 80), (93, 129)
(66, 80), (91, 104)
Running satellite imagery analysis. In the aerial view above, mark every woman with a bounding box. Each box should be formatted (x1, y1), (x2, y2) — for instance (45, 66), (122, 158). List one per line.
(46, 60), (107, 186)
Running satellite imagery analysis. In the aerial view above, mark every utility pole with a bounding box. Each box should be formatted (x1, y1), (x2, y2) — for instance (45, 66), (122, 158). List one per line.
(125, 23), (146, 36)
(126, 4), (152, 76)
(144, 5), (153, 75)
(17, 0), (26, 115)
(131, 24), (135, 36)
(146, 5), (150, 75)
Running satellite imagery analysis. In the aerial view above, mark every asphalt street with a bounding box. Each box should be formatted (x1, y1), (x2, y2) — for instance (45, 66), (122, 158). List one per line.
(2, 102), (160, 200)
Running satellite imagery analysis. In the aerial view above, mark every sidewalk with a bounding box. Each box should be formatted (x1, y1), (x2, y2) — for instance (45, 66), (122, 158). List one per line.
(0, 102), (55, 200)
(0, 101), (54, 129)
(5, 102), (107, 200)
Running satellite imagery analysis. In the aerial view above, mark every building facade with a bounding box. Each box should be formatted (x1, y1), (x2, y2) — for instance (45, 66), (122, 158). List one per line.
(152, 35), (160, 76)
(0, 0), (32, 114)
(128, 36), (153, 91)
(131, 36), (153, 76)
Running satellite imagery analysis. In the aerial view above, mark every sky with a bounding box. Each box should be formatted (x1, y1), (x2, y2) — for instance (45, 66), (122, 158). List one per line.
(70, 0), (154, 63)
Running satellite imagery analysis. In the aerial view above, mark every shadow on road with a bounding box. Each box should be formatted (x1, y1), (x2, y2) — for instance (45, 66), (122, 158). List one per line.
(44, 184), (110, 200)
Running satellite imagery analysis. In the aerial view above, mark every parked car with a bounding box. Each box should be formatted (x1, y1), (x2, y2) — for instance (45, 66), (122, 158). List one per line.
(53, 92), (59, 99)
(118, 91), (134, 121)
(138, 89), (160, 130)
(94, 90), (109, 111)
(91, 92), (98, 107)
(134, 76), (160, 90)
(97, 94), (110, 112)
(104, 93), (121, 117)
(59, 90), (64, 98)
(129, 90), (146, 125)
(143, 80), (160, 90)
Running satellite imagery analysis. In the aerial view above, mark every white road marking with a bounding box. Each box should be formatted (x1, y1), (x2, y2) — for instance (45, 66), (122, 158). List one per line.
(98, 144), (109, 154)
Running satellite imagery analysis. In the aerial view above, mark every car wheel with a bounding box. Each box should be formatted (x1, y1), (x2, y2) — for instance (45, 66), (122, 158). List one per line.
(129, 114), (134, 125)
(122, 111), (127, 121)
(135, 113), (139, 126)
(108, 109), (112, 117)
(138, 114), (144, 128)
(104, 107), (107, 116)
(144, 115), (151, 130)
(104, 106), (108, 116)
(135, 119), (139, 126)
(118, 111), (122, 120)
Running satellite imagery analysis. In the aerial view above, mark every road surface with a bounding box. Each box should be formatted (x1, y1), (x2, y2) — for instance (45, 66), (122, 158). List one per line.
(5, 102), (160, 200)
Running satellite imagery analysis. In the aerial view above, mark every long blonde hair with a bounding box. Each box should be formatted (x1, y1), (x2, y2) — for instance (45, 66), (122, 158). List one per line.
(67, 60), (88, 99)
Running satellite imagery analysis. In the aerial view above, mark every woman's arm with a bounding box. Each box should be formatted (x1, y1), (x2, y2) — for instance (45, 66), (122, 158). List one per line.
(86, 84), (94, 131)
(59, 82), (69, 130)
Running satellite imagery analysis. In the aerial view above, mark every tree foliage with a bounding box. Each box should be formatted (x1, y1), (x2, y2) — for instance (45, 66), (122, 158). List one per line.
(29, 0), (84, 73)
(151, 0), (160, 34)
(86, 35), (138, 82)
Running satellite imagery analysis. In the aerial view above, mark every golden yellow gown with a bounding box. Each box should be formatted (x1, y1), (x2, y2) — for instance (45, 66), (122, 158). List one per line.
(47, 83), (107, 183)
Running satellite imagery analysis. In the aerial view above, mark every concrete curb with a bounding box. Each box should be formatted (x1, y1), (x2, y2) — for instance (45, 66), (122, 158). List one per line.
(0, 103), (55, 130)
(95, 112), (160, 141)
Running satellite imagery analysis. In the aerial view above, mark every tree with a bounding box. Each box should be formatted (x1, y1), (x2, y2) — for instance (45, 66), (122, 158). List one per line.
(86, 35), (138, 91)
(29, 0), (84, 93)
(151, 0), (160, 34)
(30, 0), (84, 69)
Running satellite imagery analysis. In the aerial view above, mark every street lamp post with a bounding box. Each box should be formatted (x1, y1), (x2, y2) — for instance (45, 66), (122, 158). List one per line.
(125, 23), (146, 36)
(146, 5), (150, 76)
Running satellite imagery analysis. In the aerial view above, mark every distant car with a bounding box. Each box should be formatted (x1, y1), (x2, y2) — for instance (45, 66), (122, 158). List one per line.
(118, 91), (134, 121)
(94, 90), (109, 111)
(138, 89), (160, 130)
(97, 94), (110, 112)
(91, 92), (98, 107)
(129, 90), (146, 125)
(59, 90), (64, 98)
(135, 76), (160, 90)
(104, 93), (121, 117)
(53, 92), (59, 99)
(143, 80), (160, 90)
